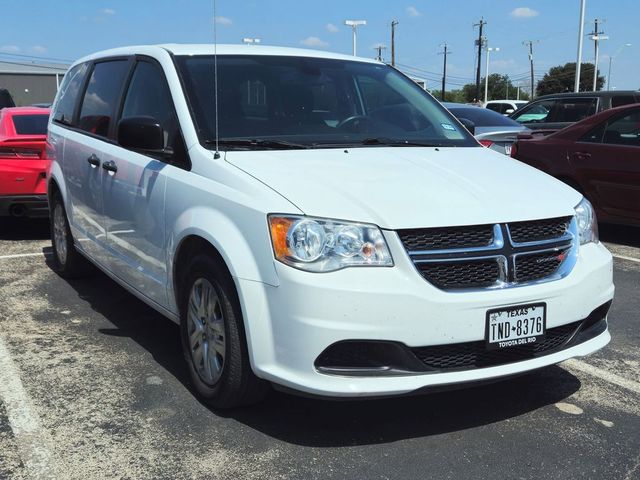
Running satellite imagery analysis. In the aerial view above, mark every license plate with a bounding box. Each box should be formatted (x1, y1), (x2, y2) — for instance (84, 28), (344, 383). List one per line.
(486, 303), (546, 350)
(504, 145), (512, 155)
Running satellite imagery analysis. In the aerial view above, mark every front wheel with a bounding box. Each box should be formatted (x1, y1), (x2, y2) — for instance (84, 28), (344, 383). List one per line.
(180, 253), (268, 408)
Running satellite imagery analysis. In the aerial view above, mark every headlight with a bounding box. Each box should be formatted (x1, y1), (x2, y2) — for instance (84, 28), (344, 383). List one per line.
(574, 197), (598, 245)
(269, 215), (393, 272)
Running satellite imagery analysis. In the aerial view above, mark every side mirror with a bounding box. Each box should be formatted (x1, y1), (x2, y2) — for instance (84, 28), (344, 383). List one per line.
(118, 116), (165, 153)
(505, 108), (515, 115)
(458, 117), (475, 135)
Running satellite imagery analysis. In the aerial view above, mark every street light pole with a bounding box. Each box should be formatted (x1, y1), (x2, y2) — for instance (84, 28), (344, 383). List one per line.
(484, 46), (499, 104)
(589, 19), (608, 91)
(345, 20), (366, 56)
(607, 43), (631, 90)
(575, 0), (586, 92)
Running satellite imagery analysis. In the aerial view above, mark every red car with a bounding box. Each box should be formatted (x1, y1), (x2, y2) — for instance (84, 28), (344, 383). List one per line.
(511, 103), (640, 226)
(0, 106), (51, 217)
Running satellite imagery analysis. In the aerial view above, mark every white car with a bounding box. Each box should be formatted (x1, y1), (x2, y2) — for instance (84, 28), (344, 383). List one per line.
(47, 45), (614, 408)
(485, 100), (528, 116)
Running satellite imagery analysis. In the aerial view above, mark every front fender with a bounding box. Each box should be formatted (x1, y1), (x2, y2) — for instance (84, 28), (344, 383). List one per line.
(166, 206), (281, 312)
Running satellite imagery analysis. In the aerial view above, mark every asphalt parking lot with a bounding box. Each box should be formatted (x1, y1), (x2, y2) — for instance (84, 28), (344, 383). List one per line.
(0, 218), (638, 480)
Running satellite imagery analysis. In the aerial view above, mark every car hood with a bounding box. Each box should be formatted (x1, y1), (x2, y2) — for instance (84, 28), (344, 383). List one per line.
(225, 146), (581, 229)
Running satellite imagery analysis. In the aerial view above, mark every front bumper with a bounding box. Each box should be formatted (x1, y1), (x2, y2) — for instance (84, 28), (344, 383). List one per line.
(0, 195), (48, 217)
(237, 239), (614, 398)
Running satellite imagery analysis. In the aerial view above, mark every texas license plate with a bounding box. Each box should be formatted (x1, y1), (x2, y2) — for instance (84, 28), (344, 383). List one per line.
(486, 303), (546, 350)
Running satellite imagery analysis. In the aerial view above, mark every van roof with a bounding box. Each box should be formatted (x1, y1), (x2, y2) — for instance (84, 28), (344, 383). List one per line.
(75, 44), (381, 66)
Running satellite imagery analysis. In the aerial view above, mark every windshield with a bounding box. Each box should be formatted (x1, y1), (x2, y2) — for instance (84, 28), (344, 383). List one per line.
(175, 55), (477, 149)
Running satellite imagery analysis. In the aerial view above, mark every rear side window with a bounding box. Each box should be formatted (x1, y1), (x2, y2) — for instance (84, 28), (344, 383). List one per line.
(552, 98), (598, 123)
(12, 114), (50, 135)
(52, 63), (89, 126)
(611, 95), (638, 108)
(78, 60), (129, 138)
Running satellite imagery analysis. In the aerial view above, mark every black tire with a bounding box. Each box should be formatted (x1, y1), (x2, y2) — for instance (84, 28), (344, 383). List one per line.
(49, 191), (94, 278)
(180, 253), (268, 409)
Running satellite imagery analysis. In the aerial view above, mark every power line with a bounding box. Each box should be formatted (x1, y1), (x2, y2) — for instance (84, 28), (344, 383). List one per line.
(0, 51), (72, 64)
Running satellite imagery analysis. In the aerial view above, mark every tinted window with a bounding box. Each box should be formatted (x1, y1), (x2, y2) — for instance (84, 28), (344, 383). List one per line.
(485, 103), (503, 113)
(603, 110), (640, 147)
(120, 60), (187, 163)
(447, 107), (521, 127)
(0, 89), (15, 109)
(175, 55), (476, 149)
(511, 99), (555, 124)
(52, 63), (88, 126)
(78, 60), (129, 138)
(553, 98), (598, 123)
(611, 95), (638, 108)
(12, 114), (50, 134)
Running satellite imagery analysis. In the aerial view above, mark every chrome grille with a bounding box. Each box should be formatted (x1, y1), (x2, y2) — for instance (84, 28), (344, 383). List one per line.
(399, 217), (577, 291)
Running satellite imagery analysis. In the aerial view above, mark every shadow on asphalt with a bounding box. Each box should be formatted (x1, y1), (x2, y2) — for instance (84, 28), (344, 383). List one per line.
(0, 217), (50, 240)
(599, 223), (640, 249)
(44, 255), (582, 447)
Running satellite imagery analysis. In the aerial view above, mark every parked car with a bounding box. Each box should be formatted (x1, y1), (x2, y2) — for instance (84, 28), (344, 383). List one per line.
(0, 106), (51, 217)
(485, 100), (528, 115)
(511, 104), (640, 227)
(47, 45), (613, 408)
(0, 88), (15, 109)
(443, 102), (530, 155)
(509, 90), (640, 132)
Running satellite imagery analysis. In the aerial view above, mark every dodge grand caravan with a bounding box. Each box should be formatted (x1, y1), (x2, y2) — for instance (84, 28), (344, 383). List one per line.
(47, 45), (614, 408)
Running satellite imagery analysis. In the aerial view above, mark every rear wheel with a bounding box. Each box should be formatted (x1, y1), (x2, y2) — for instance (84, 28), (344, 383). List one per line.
(180, 253), (268, 408)
(49, 192), (93, 278)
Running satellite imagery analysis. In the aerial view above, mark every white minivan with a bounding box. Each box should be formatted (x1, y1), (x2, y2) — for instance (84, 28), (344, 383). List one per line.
(47, 45), (614, 408)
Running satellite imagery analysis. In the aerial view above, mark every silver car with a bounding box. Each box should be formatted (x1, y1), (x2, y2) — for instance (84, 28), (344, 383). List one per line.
(443, 102), (530, 155)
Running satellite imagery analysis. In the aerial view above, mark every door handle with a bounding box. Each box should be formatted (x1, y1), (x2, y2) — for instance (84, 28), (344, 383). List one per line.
(573, 151), (592, 159)
(102, 160), (118, 173)
(87, 154), (100, 167)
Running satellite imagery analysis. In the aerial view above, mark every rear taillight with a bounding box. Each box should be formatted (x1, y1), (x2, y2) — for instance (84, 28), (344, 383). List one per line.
(510, 143), (518, 158)
(0, 147), (42, 159)
(478, 140), (494, 148)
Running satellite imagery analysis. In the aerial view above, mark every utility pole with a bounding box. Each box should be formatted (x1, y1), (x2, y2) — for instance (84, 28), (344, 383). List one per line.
(473, 18), (487, 102)
(589, 18), (608, 91)
(438, 43), (450, 101)
(374, 44), (387, 62)
(391, 20), (399, 66)
(574, 0), (586, 92)
(523, 40), (537, 99)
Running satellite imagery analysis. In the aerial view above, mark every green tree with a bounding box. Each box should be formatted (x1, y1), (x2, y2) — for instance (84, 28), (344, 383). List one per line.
(460, 75), (530, 103)
(536, 62), (605, 96)
(429, 89), (467, 103)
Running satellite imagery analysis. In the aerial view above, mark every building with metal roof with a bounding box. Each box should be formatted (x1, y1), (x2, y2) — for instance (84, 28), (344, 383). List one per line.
(0, 59), (69, 106)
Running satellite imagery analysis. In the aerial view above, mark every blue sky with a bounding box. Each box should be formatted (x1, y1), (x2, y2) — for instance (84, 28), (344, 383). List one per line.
(1, 0), (637, 92)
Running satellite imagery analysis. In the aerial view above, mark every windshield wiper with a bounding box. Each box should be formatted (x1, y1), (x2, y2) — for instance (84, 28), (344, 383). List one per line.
(204, 139), (310, 150)
(360, 137), (446, 147)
